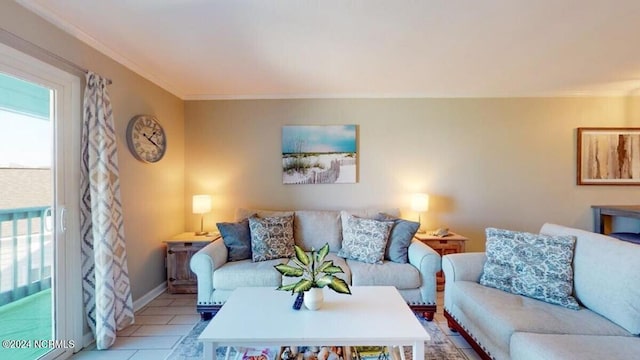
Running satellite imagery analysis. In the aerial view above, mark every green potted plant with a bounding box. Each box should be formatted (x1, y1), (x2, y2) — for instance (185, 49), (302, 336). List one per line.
(274, 243), (351, 310)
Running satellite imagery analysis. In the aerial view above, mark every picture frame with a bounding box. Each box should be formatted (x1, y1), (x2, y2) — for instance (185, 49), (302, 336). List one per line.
(577, 127), (640, 185)
(282, 125), (357, 184)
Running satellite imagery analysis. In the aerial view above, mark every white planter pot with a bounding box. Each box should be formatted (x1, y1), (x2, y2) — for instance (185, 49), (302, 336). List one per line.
(304, 288), (324, 310)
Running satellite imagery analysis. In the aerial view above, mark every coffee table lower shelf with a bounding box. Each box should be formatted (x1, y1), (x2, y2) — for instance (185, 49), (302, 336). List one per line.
(207, 342), (421, 360)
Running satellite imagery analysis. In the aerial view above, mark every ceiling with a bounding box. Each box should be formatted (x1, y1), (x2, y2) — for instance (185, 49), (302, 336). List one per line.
(18, 0), (640, 100)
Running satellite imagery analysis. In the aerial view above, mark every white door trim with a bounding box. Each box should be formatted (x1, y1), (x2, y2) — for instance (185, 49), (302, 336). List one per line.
(0, 42), (83, 359)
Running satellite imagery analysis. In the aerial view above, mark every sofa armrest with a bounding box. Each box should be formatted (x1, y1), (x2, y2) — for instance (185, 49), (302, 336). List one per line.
(442, 252), (486, 311)
(190, 240), (228, 305)
(442, 252), (486, 284)
(408, 239), (441, 305)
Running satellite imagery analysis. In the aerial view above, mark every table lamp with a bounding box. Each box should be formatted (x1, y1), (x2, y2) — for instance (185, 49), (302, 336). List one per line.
(411, 193), (429, 233)
(193, 194), (212, 236)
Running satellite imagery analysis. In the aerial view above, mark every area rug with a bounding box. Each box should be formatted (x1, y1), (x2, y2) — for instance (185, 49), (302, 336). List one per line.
(165, 315), (469, 360)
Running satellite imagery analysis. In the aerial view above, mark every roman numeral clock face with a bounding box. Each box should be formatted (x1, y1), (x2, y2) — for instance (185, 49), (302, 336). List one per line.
(126, 115), (167, 163)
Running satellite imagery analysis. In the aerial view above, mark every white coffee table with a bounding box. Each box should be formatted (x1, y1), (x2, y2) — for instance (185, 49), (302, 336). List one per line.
(199, 286), (430, 360)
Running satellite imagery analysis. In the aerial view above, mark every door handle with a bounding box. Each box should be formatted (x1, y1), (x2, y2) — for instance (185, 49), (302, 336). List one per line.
(60, 207), (67, 233)
(44, 207), (53, 233)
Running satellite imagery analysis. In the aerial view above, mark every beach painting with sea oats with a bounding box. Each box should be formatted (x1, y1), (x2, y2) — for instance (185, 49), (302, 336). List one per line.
(282, 125), (357, 184)
(578, 128), (640, 185)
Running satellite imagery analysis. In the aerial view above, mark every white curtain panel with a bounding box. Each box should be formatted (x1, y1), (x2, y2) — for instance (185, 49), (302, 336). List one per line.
(80, 72), (134, 350)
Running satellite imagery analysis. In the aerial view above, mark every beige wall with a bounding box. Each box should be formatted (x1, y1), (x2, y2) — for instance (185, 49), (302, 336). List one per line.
(5, 1), (640, 301)
(185, 98), (640, 252)
(1, 2), (185, 301)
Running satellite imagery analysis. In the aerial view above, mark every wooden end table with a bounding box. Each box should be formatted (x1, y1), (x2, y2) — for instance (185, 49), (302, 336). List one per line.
(163, 232), (219, 293)
(591, 205), (640, 234)
(414, 232), (468, 291)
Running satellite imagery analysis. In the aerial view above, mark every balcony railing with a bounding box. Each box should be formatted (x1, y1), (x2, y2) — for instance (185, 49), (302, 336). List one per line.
(0, 206), (52, 306)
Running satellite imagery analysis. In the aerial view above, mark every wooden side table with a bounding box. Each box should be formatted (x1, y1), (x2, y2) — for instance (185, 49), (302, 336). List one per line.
(163, 232), (220, 294)
(591, 205), (640, 234)
(414, 232), (468, 291)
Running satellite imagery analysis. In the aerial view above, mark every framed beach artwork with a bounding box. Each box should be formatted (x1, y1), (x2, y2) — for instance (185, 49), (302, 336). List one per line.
(282, 125), (357, 184)
(577, 127), (640, 185)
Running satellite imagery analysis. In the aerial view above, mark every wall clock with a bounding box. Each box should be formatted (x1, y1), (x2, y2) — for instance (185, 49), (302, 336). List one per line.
(126, 114), (167, 163)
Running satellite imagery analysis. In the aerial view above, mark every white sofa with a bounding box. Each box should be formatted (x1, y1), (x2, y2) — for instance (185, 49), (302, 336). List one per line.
(190, 208), (441, 320)
(442, 223), (640, 360)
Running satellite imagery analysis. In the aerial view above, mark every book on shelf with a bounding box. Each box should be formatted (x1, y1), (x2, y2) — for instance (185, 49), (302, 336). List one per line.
(240, 347), (279, 360)
(350, 346), (402, 360)
(278, 346), (348, 360)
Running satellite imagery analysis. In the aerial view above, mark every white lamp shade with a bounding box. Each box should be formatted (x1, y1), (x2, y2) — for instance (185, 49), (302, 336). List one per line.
(192, 195), (212, 214)
(411, 193), (430, 212)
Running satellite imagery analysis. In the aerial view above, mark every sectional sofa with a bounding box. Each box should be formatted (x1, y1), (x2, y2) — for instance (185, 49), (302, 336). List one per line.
(190, 208), (441, 320)
(443, 223), (640, 360)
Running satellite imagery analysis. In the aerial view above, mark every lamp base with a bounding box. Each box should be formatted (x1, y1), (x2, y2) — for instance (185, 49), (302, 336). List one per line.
(416, 214), (426, 234)
(195, 215), (208, 236)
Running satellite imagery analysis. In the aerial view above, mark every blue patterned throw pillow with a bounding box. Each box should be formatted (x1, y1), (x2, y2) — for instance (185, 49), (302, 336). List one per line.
(248, 215), (295, 262)
(338, 212), (393, 264)
(480, 227), (580, 310)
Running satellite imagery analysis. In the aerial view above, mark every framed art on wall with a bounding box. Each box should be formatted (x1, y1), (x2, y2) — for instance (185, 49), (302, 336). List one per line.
(577, 127), (640, 185)
(282, 125), (357, 184)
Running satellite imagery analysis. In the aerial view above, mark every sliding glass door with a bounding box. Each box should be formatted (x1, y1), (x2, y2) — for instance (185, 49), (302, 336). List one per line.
(0, 43), (82, 360)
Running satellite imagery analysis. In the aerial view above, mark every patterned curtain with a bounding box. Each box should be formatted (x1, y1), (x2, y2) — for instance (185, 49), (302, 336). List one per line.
(80, 72), (134, 350)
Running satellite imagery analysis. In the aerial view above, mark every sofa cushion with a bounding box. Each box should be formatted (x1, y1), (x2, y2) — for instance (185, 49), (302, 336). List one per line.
(249, 215), (295, 262)
(346, 208), (401, 218)
(294, 210), (342, 252)
(447, 281), (631, 360)
(338, 211), (393, 264)
(213, 258), (287, 289)
(510, 333), (640, 360)
(375, 213), (419, 263)
(540, 223), (640, 335)
(457, 281), (630, 335)
(217, 219), (252, 261)
(236, 208), (294, 221)
(480, 227), (579, 309)
(347, 259), (420, 289)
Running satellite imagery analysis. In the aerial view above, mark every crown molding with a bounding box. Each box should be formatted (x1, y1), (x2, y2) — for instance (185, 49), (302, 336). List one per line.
(182, 92), (616, 101)
(16, 0), (185, 99)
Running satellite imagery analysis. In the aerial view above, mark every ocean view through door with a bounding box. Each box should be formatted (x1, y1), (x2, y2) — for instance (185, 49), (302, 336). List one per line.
(0, 43), (82, 360)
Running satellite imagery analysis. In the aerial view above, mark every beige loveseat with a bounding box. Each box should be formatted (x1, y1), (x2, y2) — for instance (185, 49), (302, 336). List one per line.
(443, 223), (640, 360)
(190, 208), (441, 320)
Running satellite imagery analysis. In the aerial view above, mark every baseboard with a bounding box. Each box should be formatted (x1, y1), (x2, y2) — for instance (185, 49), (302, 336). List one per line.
(133, 282), (167, 312)
(82, 332), (94, 350)
(80, 282), (168, 349)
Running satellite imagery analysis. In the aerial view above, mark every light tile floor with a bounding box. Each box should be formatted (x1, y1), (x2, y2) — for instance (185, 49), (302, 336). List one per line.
(70, 292), (199, 360)
(71, 291), (482, 360)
